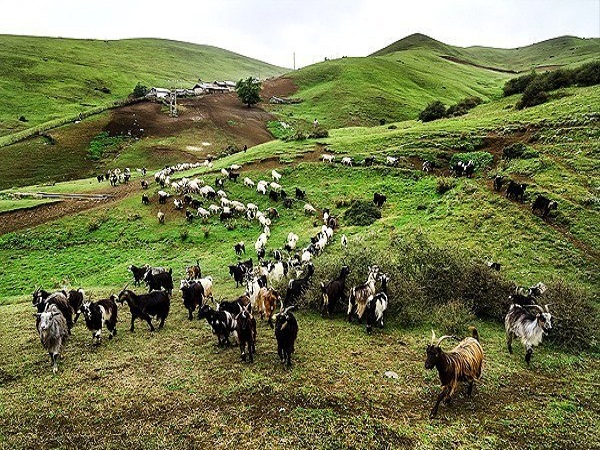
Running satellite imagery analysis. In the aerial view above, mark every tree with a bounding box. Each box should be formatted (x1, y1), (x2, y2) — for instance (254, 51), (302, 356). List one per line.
(132, 82), (148, 98)
(418, 100), (446, 122)
(235, 77), (261, 108)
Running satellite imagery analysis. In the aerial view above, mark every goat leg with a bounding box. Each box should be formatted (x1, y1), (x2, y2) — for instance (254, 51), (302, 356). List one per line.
(506, 332), (513, 354)
(525, 347), (533, 366)
(430, 386), (450, 418)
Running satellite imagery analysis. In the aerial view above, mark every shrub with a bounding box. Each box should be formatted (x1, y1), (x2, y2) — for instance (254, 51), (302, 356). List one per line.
(449, 151), (494, 170)
(88, 132), (125, 161)
(574, 61), (600, 86)
(132, 82), (148, 98)
(446, 96), (483, 117)
(418, 100), (446, 122)
(432, 301), (476, 336)
(544, 280), (599, 350)
(308, 127), (329, 139)
(436, 177), (456, 195)
(503, 71), (537, 96)
(18, 115), (28, 122)
(343, 200), (381, 226)
(517, 78), (549, 109)
(502, 142), (539, 160)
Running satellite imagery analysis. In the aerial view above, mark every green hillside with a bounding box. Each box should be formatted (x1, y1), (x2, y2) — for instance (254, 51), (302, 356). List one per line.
(273, 34), (600, 129)
(0, 35), (287, 137)
(373, 33), (600, 71)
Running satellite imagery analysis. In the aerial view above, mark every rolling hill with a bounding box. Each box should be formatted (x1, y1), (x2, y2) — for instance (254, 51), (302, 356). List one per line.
(272, 33), (600, 128)
(0, 35), (287, 137)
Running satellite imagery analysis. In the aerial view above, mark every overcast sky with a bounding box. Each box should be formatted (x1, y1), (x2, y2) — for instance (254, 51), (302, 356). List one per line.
(1, 0), (598, 68)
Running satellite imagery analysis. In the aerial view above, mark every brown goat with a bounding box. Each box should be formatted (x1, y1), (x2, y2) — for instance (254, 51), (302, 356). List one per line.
(256, 287), (279, 327)
(425, 328), (484, 418)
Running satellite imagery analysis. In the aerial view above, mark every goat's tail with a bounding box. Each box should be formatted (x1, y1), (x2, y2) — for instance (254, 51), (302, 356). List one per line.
(469, 326), (480, 342)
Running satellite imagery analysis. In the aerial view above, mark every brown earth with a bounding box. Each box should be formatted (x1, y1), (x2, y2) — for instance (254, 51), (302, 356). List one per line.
(261, 77), (299, 99)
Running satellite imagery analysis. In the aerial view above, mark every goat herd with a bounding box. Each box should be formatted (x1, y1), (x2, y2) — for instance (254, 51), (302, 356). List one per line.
(31, 155), (557, 419)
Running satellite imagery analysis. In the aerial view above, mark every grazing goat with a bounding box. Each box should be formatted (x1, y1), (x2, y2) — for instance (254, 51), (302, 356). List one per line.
(235, 241), (246, 256)
(532, 195), (558, 218)
(386, 156), (398, 166)
(321, 266), (351, 317)
(81, 297), (118, 345)
(229, 262), (251, 287)
(144, 268), (173, 295)
(180, 280), (205, 320)
(275, 305), (298, 367)
(236, 304), (257, 362)
(35, 305), (68, 374)
(198, 305), (238, 347)
(422, 160), (434, 172)
(157, 211), (165, 224)
(425, 328), (484, 418)
(364, 274), (389, 333)
(284, 263), (314, 307)
(364, 156), (375, 166)
(341, 157), (353, 167)
(341, 234), (348, 249)
(347, 266), (379, 323)
(295, 187), (306, 199)
(505, 303), (552, 366)
(373, 192), (387, 208)
(272, 169), (282, 182)
(322, 154), (335, 163)
(142, 194), (149, 205)
(244, 177), (255, 187)
(158, 191), (169, 204)
(141, 180), (148, 189)
(117, 289), (170, 332)
(304, 203), (317, 215)
(506, 181), (527, 202)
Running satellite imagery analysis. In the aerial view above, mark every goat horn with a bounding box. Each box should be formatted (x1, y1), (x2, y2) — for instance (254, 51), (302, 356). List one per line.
(430, 330), (436, 345)
(522, 304), (544, 313)
(436, 335), (457, 346)
(544, 303), (552, 312)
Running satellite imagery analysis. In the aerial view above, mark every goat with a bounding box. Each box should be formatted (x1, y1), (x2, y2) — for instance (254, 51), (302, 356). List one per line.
(493, 175), (504, 192)
(347, 266), (379, 323)
(66, 288), (85, 324)
(218, 294), (251, 317)
(506, 181), (527, 202)
(322, 154), (335, 163)
(236, 304), (257, 362)
(304, 203), (317, 215)
(256, 287), (279, 327)
(157, 211), (165, 224)
(505, 303), (552, 366)
(321, 266), (350, 317)
(425, 328), (484, 418)
(158, 191), (169, 204)
(364, 156), (375, 166)
(284, 263), (314, 307)
(386, 156), (398, 166)
(129, 264), (149, 286)
(185, 209), (194, 223)
(295, 187), (306, 199)
(275, 305), (298, 367)
(341, 157), (353, 167)
(234, 241), (246, 256)
(269, 190), (280, 202)
(144, 268), (173, 295)
(341, 234), (348, 249)
(32, 289), (74, 333)
(117, 289), (170, 332)
(229, 171), (240, 182)
(186, 260), (202, 280)
(271, 169), (282, 182)
(364, 274), (389, 333)
(373, 192), (387, 208)
(180, 280), (205, 320)
(198, 304), (238, 347)
(244, 177), (255, 187)
(35, 305), (68, 373)
(532, 195), (558, 218)
(142, 194), (149, 205)
(422, 160), (434, 172)
(81, 297), (118, 345)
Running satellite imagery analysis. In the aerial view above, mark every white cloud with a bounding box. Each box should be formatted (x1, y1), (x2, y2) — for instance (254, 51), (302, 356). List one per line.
(0, 0), (597, 68)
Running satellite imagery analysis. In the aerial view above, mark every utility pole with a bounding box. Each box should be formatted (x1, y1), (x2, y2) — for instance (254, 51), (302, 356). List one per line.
(293, 52), (296, 71)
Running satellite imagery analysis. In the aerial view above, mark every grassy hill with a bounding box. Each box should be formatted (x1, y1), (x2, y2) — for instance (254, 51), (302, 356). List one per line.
(272, 34), (599, 129)
(0, 35), (287, 137)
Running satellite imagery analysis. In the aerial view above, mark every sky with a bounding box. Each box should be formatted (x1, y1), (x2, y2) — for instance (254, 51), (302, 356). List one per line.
(0, 0), (598, 68)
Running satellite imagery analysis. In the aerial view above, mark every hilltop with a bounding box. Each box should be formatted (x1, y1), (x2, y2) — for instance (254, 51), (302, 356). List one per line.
(0, 35), (287, 137)
(271, 33), (599, 128)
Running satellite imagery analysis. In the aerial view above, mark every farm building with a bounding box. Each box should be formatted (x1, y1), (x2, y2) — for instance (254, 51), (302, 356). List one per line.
(146, 87), (171, 99)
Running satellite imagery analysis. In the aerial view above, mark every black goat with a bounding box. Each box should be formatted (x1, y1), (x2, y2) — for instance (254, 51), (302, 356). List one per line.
(506, 181), (527, 202)
(493, 175), (504, 192)
(234, 242), (246, 256)
(295, 187), (306, 199)
(275, 305), (298, 367)
(180, 280), (205, 320)
(142, 194), (149, 205)
(117, 289), (170, 332)
(198, 304), (238, 347)
(373, 192), (387, 208)
(320, 266), (350, 317)
(128, 264), (149, 286)
(284, 263), (314, 307)
(532, 195), (558, 218)
(236, 304), (257, 362)
(32, 289), (74, 332)
(218, 294), (251, 317)
(144, 268), (173, 295)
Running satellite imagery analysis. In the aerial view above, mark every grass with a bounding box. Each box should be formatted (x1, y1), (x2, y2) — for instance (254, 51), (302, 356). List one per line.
(0, 35), (287, 138)
(0, 197), (58, 213)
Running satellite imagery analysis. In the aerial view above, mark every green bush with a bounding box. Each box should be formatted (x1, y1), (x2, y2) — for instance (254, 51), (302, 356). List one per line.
(432, 301), (476, 336)
(502, 142), (539, 160)
(343, 200), (381, 226)
(418, 100), (446, 122)
(88, 132), (126, 161)
(503, 71), (538, 96)
(132, 82), (148, 98)
(517, 78), (549, 109)
(449, 151), (493, 170)
(446, 96), (482, 117)
(574, 61), (600, 86)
